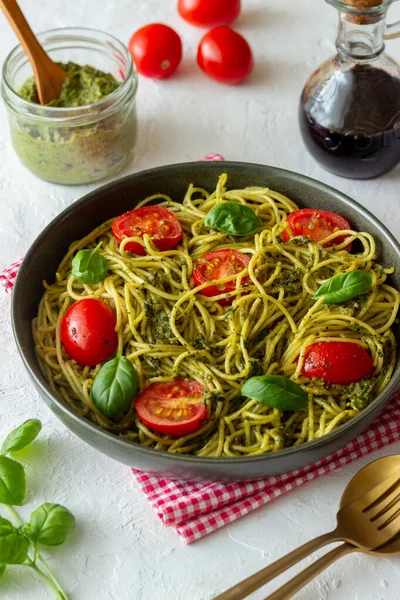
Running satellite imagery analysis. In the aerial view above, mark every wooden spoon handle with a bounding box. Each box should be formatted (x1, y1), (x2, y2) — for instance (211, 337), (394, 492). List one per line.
(264, 543), (356, 600)
(0, 0), (49, 68)
(214, 531), (337, 600)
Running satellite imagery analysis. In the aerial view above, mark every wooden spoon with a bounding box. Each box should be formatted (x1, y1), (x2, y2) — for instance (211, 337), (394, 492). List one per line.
(0, 0), (67, 105)
(215, 455), (400, 600)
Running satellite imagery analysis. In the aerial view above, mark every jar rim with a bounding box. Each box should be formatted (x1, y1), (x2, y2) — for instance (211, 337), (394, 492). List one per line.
(1, 26), (138, 120)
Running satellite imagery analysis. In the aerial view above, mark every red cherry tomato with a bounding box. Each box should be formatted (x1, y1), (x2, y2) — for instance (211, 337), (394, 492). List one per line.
(178, 0), (241, 27)
(193, 249), (250, 305)
(301, 342), (374, 386)
(135, 379), (207, 436)
(197, 26), (253, 84)
(60, 298), (118, 367)
(282, 209), (352, 249)
(112, 206), (182, 256)
(128, 24), (182, 79)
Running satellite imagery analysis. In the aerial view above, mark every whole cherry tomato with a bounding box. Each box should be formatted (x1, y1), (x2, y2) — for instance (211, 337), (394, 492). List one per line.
(135, 379), (207, 436)
(128, 24), (182, 79)
(197, 26), (253, 84)
(112, 206), (182, 256)
(60, 298), (118, 366)
(301, 341), (374, 386)
(178, 0), (241, 27)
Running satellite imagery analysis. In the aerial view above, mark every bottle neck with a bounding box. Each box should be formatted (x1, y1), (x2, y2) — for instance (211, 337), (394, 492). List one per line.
(336, 11), (386, 60)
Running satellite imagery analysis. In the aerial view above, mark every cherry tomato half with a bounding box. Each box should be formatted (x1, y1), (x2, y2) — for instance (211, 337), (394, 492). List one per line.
(301, 341), (374, 386)
(135, 379), (207, 436)
(128, 24), (182, 79)
(197, 26), (253, 84)
(112, 206), (182, 256)
(60, 298), (118, 367)
(178, 0), (241, 27)
(193, 249), (250, 305)
(282, 208), (352, 249)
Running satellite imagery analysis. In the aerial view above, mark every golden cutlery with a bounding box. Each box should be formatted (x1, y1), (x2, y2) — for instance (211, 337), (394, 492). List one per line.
(216, 455), (400, 600)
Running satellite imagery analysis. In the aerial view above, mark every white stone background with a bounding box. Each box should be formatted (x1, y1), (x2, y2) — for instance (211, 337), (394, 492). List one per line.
(1, 0), (400, 598)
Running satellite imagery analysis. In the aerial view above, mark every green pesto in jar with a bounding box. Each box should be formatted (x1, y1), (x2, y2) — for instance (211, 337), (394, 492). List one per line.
(10, 62), (136, 185)
(18, 62), (120, 107)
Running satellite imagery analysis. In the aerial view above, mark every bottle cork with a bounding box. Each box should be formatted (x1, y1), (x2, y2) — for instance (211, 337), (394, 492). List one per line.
(342, 0), (386, 24)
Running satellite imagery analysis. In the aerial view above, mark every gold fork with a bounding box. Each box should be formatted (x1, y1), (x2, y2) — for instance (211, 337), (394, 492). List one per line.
(215, 467), (400, 600)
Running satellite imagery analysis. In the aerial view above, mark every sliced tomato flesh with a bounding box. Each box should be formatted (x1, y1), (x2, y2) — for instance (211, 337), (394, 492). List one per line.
(282, 208), (352, 250)
(135, 379), (207, 436)
(193, 249), (251, 305)
(112, 206), (182, 256)
(301, 341), (374, 386)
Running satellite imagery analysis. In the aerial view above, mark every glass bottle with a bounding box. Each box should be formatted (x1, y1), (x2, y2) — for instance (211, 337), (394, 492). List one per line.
(299, 0), (400, 179)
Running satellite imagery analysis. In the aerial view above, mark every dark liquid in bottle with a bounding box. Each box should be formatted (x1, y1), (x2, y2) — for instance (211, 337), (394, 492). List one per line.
(299, 65), (400, 179)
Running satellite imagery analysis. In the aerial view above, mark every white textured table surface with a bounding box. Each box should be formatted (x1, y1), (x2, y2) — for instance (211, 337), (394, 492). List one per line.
(1, 1), (400, 599)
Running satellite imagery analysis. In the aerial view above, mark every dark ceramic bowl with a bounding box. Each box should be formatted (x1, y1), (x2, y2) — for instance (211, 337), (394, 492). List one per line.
(12, 162), (400, 481)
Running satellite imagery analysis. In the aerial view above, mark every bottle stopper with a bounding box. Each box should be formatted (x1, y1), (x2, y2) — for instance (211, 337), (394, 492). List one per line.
(341, 0), (386, 24)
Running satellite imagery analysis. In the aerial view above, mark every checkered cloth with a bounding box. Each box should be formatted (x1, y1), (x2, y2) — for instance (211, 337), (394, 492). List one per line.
(2, 152), (400, 544)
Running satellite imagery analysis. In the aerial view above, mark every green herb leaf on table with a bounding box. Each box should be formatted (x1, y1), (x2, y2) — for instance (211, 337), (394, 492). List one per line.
(0, 456), (26, 506)
(27, 503), (75, 547)
(204, 201), (262, 236)
(91, 356), (138, 418)
(313, 270), (372, 304)
(0, 419), (76, 599)
(71, 242), (108, 285)
(241, 375), (308, 411)
(1, 419), (42, 455)
(0, 517), (29, 564)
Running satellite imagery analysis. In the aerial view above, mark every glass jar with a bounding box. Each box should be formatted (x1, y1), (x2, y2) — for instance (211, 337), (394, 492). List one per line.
(299, 0), (400, 179)
(1, 27), (138, 185)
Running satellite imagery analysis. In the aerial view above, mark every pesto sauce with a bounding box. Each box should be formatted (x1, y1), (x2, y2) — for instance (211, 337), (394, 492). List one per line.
(11, 62), (136, 184)
(341, 378), (377, 411)
(18, 62), (120, 107)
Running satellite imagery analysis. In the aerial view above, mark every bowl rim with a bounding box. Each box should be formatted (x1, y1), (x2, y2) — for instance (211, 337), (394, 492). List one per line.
(12, 161), (400, 466)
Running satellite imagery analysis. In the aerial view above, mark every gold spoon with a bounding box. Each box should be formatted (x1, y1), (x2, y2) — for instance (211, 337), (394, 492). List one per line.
(263, 455), (400, 600)
(215, 455), (400, 600)
(0, 0), (67, 105)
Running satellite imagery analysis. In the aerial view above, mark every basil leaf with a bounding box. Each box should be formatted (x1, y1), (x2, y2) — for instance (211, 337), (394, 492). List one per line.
(0, 456), (26, 505)
(204, 202), (262, 236)
(27, 503), (75, 547)
(0, 565), (6, 577)
(0, 517), (29, 564)
(241, 375), (307, 411)
(72, 242), (108, 285)
(91, 356), (138, 418)
(1, 419), (42, 455)
(313, 270), (372, 304)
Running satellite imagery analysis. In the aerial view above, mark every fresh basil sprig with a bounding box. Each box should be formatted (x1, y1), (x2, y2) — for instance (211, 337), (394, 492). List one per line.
(25, 503), (75, 547)
(1, 419), (42, 455)
(313, 270), (372, 304)
(72, 242), (108, 285)
(204, 201), (262, 236)
(0, 420), (76, 598)
(0, 517), (29, 565)
(0, 456), (26, 506)
(91, 356), (138, 418)
(242, 375), (307, 411)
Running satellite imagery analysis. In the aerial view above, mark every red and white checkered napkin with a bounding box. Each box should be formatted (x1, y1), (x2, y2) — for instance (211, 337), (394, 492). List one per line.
(2, 151), (400, 544)
(132, 398), (400, 543)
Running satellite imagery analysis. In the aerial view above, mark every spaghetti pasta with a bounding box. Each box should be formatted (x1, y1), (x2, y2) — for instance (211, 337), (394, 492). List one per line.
(32, 174), (399, 456)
